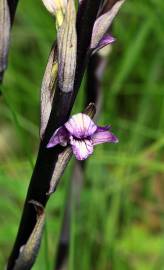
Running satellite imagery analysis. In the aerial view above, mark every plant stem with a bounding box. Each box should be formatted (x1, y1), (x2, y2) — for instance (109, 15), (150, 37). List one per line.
(7, 1), (102, 269)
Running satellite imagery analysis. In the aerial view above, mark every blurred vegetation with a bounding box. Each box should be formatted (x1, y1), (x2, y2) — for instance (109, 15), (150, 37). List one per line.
(0, 0), (164, 269)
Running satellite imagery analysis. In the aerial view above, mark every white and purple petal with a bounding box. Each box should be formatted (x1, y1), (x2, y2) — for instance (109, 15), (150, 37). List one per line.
(70, 136), (93, 160)
(47, 126), (69, 148)
(91, 34), (115, 53)
(92, 128), (119, 145)
(65, 113), (97, 138)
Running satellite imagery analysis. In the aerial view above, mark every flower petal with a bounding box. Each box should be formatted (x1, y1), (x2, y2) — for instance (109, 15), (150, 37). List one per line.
(70, 137), (93, 160)
(47, 126), (68, 148)
(96, 125), (111, 132)
(91, 34), (115, 53)
(92, 128), (119, 145)
(65, 113), (97, 138)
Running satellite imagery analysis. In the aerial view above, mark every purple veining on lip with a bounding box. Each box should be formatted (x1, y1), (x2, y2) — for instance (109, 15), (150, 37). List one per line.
(47, 113), (118, 160)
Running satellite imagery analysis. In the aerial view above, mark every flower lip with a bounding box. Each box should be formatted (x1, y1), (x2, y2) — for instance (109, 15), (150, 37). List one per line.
(70, 136), (93, 160)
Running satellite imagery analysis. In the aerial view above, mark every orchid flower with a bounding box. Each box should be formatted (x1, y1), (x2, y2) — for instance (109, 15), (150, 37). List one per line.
(47, 113), (118, 160)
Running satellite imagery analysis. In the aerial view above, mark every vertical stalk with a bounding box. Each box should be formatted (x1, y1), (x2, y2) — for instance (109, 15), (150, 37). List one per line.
(7, 1), (102, 269)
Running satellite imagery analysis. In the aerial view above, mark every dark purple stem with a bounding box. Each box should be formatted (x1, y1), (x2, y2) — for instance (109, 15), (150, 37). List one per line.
(7, 0), (19, 24)
(7, 1), (102, 269)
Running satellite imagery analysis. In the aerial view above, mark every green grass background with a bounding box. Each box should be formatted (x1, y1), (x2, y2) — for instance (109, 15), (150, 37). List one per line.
(0, 0), (164, 269)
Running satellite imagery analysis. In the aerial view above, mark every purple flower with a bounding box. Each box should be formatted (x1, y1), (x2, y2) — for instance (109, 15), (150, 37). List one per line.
(47, 113), (118, 160)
